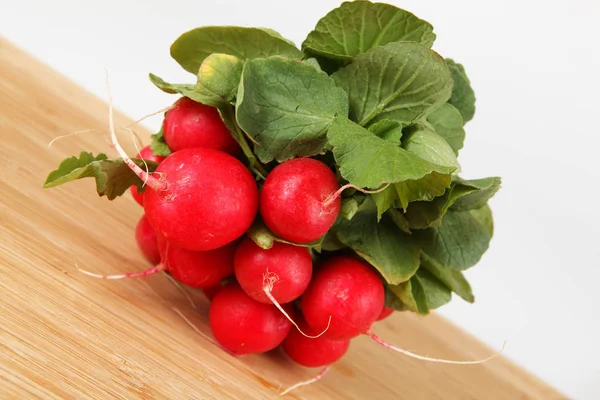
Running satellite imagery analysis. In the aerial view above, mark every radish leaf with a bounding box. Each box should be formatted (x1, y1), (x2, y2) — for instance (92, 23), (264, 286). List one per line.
(332, 42), (452, 126)
(236, 57), (348, 162)
(44, 152), (159, 200)
(171, 26), (302, 74)
(446, 59), (476, 123)
(303, 1), (435, 62)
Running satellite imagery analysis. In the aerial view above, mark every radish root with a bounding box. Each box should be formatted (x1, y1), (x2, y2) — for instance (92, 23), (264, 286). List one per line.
(48, 129), (103, 147)
(262, 271), (331, 339)
(75, 262), (165, 280)
(164, 273), (197, 310)
(105, 70), (167, 192)
(280, 365), (331, 396)
(323, 183), (391, 207)
(125, 105), (174, 128)
(366, 330), (506, 365)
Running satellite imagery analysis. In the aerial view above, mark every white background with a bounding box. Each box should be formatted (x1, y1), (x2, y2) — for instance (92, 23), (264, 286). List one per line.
(2, 0), (599, 398)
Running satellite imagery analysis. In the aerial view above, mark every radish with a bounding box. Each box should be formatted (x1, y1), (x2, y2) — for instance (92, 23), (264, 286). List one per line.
(282, 316), (350, 368)
(203, 285), (223, 301)
(80, 231), (234, 288)
(163, 97), (241, 156)
(142, 148), (258, 250)
(135, 214), (161, 264)
(377, 307), (394, 321)
(260, 158), (341, 243)
(209, 283), (293, 355)
(163, 241), (236, 288)
(233, 237), (312, 304)
(301, 256), (384, 340)
(105, 82), (258, 252)
(129, 145), (166, 206)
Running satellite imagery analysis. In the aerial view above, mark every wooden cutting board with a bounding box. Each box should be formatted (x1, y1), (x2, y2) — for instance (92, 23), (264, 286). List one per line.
(0, 38), (564, 400)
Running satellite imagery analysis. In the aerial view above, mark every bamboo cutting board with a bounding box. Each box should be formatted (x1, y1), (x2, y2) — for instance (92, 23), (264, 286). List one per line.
(0, 38), (564, 400)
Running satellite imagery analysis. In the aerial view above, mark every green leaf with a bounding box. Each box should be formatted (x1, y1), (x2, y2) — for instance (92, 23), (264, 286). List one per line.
(44, 152), (159, 200)
(170, 26), (303, 74)
(247, 219), (323, 250)
(149, 73), (213, 105)
(427, 103), (465, 154)
(196, 53), (244, 105)
(404, 177), (501, 229)
(384, 284), (407, 311)
(470, 204), (494, 237)
(257, 28), (297, 46)
(402, 128), (459, 170)
(415, 209), (491, 271)
(368, 119), (403, 143)
(446, 59), (476, 123)
(217, 106), (267, 178)
(394, 172), (452, 210)
(328, 117), (455, 189)
(387, 208), (411, 234)
(149, 126), (171, 157)
(388, 276), (429, 314)
(415, 269), (452, 309)
(371, 186), (397, 221)
(302, 1), (435, 62)
(451, 177), (501, 211)
(236, 57), (348, 163)
(332, 42), (453, 126)
(421, 252), (474, 303)
(335, 201), (420, 284)
(302, 58), (323, 72)
(340, 197), (362, 220)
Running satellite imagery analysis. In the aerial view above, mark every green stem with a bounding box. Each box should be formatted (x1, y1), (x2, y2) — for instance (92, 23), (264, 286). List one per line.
(219, 106), (268, 178)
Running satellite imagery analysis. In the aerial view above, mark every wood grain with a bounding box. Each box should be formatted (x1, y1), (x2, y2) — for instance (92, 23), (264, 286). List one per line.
(0, 38), (564, 400)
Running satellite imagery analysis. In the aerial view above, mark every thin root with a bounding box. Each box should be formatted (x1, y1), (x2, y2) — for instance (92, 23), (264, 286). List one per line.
(172, 307), (239, 357)
(323, 183), (391, 207)
(263, 287), (331, 339)
(105, 70), (166, 192)
(125, 105), (174, 128)
(121, 127), (150, 187)
(164, 273), (197, 310)
(366, 330), (506, 365)
(280, 366), (331, 396)
(75, 262), (164, 280)
(48, 129), (103, 147)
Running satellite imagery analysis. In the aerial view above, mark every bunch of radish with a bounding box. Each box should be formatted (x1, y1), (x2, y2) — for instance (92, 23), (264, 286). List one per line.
(123, 98), (387, 365)
(44, 0), (503, 393)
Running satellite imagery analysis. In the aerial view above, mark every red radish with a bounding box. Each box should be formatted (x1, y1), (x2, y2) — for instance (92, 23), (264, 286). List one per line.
(209, 283), (293, 355)
(142, 147), (258, 251)
(129, 146), (166, 206)
(164, 242), (235, 288)
(282, 316), (350, 367)
(302, 256), (384, 340)
(377, 307), (394, 321)
(203, 285), (223, 301)
(260, 158), (341, 243)
(135, 214), (161, 264)
(163, 97), (240, 156)
(234, 237), (312, 304)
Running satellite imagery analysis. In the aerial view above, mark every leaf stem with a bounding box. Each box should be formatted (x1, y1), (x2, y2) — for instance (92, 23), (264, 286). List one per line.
(324, 183), (391, 207)
(219, 105), (268, 178)
(105, 70), (168, 192)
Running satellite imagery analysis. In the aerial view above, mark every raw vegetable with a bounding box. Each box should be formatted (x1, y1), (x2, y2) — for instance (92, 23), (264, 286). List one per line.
(143, 148), (258, 251)
(135, 215), (161, 264)
(163, 97), (241, 156)
(129, 145), (166, 205)
(260, 158), (341, 243)
(234, 237), (312, 304)
(282, 316), (350, 367)
(209, 283), (293, 355)
(301, 256), (384, 340)
(44, 0), (503, 391)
